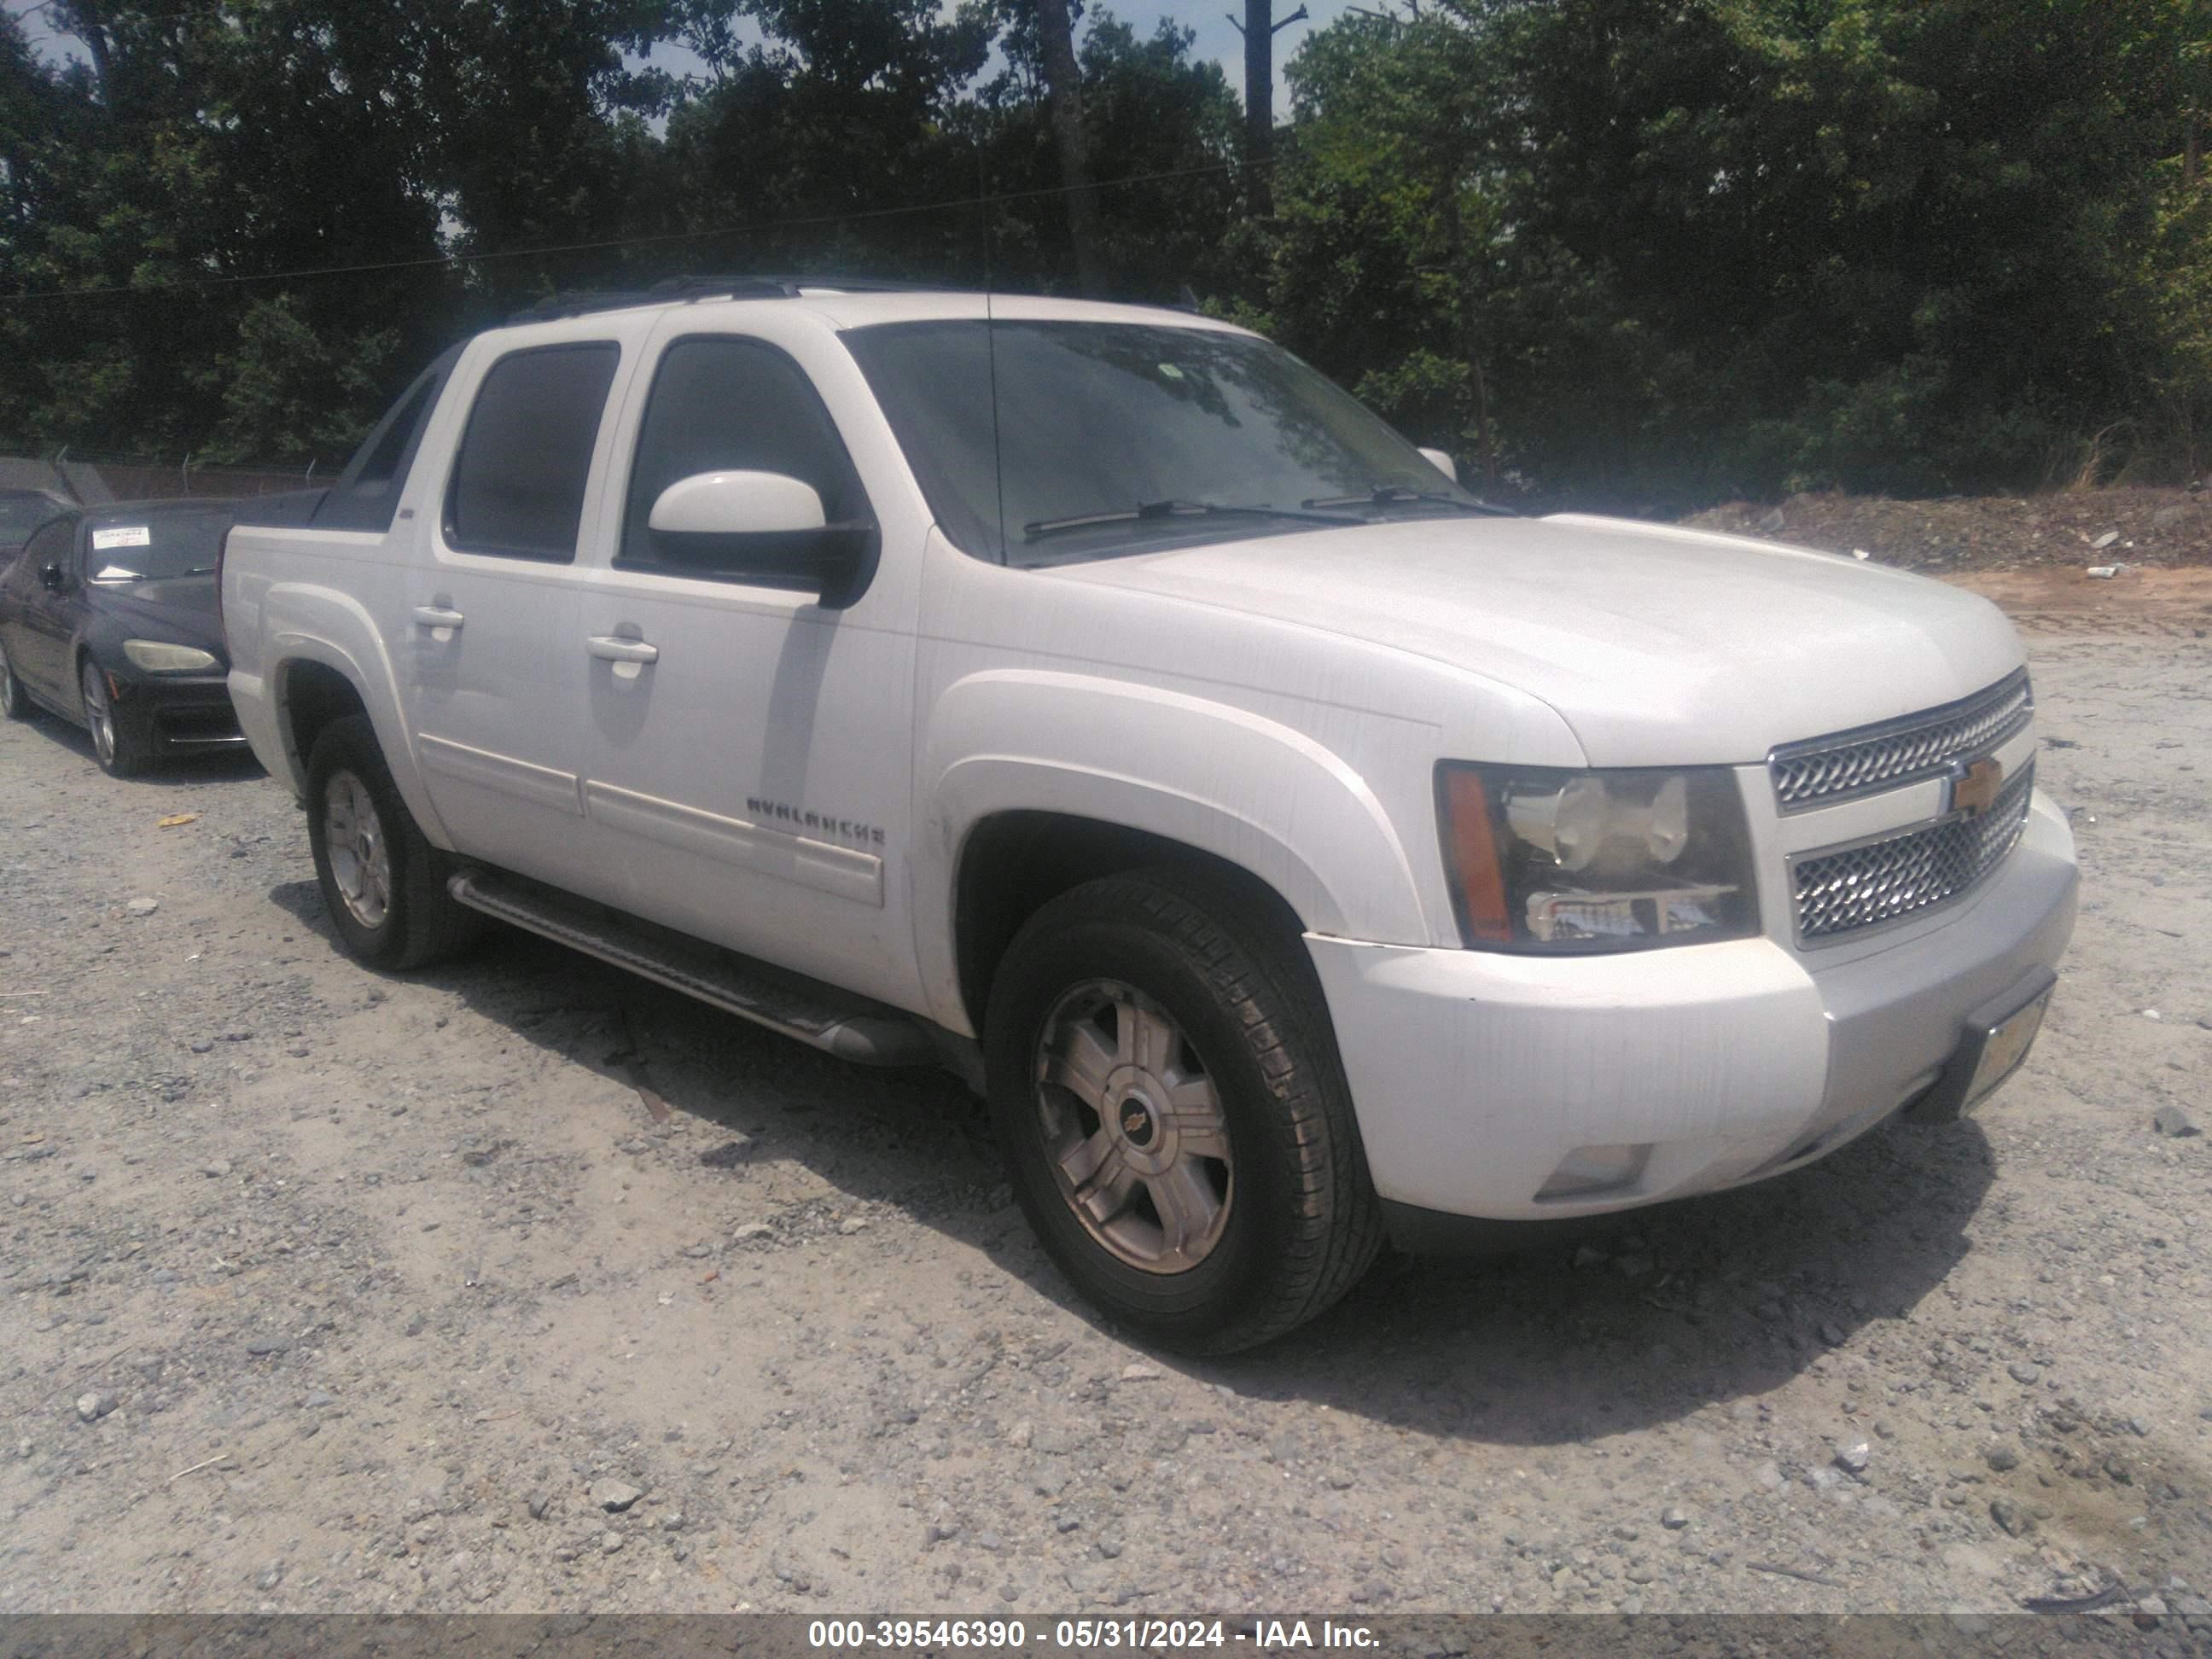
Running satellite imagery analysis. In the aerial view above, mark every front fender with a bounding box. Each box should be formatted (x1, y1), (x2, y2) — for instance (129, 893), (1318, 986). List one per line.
(916, 667), (1429, 1033)
(257, 585), (451, 850)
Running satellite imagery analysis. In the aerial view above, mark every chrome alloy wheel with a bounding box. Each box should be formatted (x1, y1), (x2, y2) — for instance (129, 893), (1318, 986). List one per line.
(1032, 979), (1234, 1274)
(323, 768), (393, 930)
(79, 660), (116, 765)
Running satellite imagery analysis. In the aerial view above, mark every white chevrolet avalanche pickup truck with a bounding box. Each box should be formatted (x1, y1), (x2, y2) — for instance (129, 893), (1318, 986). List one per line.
(221, 277), (2078, 1353)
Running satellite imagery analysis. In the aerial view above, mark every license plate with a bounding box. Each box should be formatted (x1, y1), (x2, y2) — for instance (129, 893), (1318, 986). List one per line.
(1961, 986), (2053, 1115)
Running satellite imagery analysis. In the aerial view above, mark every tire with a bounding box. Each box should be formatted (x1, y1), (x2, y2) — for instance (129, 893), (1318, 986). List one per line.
(984, 868), (1383, 1354)
(80, 656), (150, 777)
(306, 713), (481, 970)
(0, 639), (31, 722)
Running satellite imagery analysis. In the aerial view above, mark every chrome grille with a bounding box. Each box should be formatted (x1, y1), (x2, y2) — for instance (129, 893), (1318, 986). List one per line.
(1768, 670), (2033, 812)
(1792, 760), (2034, 943)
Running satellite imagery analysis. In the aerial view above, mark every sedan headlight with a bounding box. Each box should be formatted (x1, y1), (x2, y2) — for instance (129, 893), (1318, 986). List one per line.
(122, 639), (219, 673)
(1435, 762), (1759, 951)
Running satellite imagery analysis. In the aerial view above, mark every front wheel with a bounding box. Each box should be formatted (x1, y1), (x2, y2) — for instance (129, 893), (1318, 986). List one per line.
(984, 870), (1383, 1354)
(81, 657), (149, 776)
(306, 713), (480, 970)
(0, 639), (32, 721)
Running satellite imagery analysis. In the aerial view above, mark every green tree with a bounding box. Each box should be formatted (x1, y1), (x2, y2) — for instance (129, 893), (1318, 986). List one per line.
(651, 0), (993, 280)
(1472, 0), (2205, 499)
(974, 7), (1240, 299)
(1248, 0), (2212, 506)
(1266, 9), (1503, 479)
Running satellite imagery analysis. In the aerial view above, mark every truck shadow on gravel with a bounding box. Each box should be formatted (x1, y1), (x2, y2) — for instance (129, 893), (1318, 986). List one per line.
(267, 878), (1997, 1450)
(1268, 1121), (1994, 1446)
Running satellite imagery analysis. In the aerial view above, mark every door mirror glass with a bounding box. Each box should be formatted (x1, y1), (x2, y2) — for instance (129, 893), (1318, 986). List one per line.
(38, 562), (69, 592)
(649, 471), (827, 537)
(1417, 446), (1458, 485)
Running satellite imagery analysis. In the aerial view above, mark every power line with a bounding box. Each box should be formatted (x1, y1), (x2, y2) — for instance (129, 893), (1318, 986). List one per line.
(0, 155), (1260, 305)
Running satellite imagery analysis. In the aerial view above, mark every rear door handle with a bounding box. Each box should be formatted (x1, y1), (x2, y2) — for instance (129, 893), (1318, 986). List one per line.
(411, 606), (465, 630)
(586, 635), (659, 665)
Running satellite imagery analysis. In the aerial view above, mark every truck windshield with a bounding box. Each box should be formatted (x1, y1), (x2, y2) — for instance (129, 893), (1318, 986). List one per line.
(843, 319), (1495, 564)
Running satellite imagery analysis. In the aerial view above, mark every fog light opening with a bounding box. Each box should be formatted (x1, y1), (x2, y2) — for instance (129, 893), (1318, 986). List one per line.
(1535, 1142), (1652, 1201)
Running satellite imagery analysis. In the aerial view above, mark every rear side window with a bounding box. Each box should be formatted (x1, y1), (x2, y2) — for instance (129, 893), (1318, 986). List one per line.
(619, 336), (869, 586)
(316, 347), (459, 533)
(445, 343), (620, 562)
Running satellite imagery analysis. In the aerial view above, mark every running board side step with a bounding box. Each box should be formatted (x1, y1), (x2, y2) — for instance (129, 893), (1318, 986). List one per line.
(446, 867), (938, 1068)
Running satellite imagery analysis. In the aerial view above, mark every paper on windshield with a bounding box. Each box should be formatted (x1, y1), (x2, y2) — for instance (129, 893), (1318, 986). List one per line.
(94, 565), (142, 581)
(91, 526), (152, 550)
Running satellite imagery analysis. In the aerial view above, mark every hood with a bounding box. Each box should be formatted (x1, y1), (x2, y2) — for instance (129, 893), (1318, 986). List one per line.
(1045, 513), (2025, 766)
(89, 575), (226, 658)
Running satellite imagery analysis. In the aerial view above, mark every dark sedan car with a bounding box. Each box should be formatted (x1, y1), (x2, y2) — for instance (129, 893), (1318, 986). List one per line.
(0, 498), (246, 776)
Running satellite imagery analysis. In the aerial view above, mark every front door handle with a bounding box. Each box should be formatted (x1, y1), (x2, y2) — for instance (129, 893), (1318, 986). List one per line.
(411, 606), (466, 630)
(586, 635), (660, 666)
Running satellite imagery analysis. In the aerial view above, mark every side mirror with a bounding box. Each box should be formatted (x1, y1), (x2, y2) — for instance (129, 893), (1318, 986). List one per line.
(38, 562), (69, 593)
(646, 470), (878, 611)
(649, 469), (827, 536)
(1417, 446), (1459, 485)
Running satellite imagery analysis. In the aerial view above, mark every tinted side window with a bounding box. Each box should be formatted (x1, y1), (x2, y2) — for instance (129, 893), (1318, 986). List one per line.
(620, 337), (870, 586)
(26, 516), (78, 574)
(445, 343), (620, 562)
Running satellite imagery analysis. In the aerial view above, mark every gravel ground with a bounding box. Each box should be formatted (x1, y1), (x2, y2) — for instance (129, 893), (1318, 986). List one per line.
(1, 593), (2209, 1622)
(1685, 486), (2212, 578)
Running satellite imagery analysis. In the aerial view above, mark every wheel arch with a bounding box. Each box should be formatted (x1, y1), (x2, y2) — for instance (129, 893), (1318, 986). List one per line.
(268, 638), (450, 847)
(950, 809), (1316, 1043)
(276, 657), (370, 785)
(71, 639), (102, 720)
(921, 669), (1431, 1039)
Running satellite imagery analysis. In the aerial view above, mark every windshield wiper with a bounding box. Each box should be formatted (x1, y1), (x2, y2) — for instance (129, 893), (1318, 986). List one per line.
(1023, 499), (1355, 541)
(1301, 485), (1517, 516)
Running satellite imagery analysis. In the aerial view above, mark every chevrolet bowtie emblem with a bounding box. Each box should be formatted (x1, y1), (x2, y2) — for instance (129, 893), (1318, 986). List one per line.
(1949, 755), (2004, 818)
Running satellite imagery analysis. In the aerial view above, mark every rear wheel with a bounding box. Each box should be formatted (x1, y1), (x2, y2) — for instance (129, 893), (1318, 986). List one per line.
(306, 713), (480, 969)
(81, 658), (148, 776)
(0, 640), (31, 721)
(984, 870), (1382, 1354)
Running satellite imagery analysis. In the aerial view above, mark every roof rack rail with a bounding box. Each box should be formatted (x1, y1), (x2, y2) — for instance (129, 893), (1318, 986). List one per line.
(698, 273), (976, 296)
(505, 273), (975, 324)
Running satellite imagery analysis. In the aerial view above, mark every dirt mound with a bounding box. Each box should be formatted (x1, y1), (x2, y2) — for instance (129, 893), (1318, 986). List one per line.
(1684, 486), (2211, 577)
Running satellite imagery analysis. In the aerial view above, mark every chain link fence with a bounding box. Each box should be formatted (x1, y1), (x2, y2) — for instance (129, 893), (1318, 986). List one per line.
(1, 446), (335, 506)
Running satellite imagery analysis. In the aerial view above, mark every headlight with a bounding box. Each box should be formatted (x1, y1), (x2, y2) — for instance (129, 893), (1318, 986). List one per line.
(1435, 762), (1759, 952)
(122, 640), (218, 673)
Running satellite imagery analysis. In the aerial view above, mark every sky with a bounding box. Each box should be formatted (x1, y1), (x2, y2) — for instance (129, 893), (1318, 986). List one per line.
(5, 1), (1359, 119)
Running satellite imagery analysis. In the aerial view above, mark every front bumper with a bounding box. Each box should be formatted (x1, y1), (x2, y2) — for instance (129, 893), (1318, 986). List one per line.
(105, 667), (246, 751)
(1307, 789), (2077, 1236)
